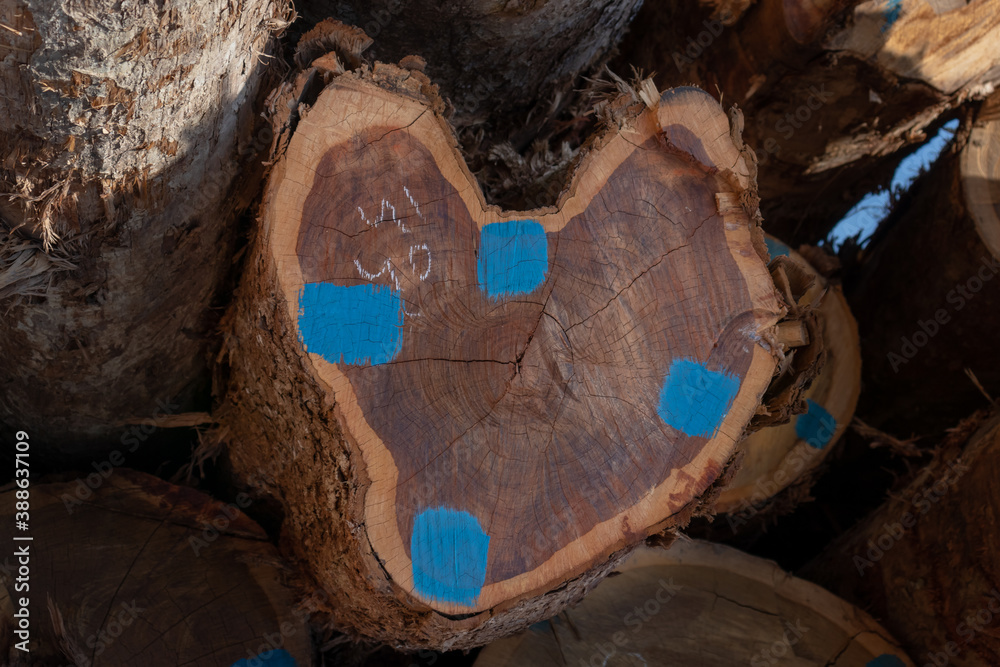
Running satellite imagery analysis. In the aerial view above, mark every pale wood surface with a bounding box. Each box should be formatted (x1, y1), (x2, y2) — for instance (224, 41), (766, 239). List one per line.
(715, 237), (861, 514)
(475, 540), (914, 667)
(0, 470), (312, 666)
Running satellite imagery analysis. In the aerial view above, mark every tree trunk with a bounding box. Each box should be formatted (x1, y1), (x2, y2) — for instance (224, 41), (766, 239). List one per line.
(0, 0), (285, 463)
(215, 59), (807, 649)
(846, 94), (1000, 437)
(617, 0), (1000, 243)
(0, 469), (312, 666)
(292, 0), (643, 145)
(475, 540), (914, 667)
(801, 405), (1000, 667)
(714, 236), (861, 526)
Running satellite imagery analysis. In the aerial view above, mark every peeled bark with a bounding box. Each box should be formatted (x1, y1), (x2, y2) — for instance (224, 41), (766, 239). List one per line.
(0, 0), (285, 462)
(476, 540), (914, 667)
(801, 406), (1000, 667)
(215, 59), (814, 649)
(847, 95), (1000, 436)
(617, 0), (1000, 243)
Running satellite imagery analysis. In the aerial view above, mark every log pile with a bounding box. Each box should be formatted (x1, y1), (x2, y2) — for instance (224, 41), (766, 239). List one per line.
(216, 57), (809, 648)
(1, 1), (998, 664)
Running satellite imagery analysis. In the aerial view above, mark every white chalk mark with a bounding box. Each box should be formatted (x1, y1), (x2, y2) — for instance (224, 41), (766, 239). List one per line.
(357, 205), (376, 227)
(403, 185), (423, 220)
(354, 258), (387, 281)
(409, 243), (432, 281)
(381, 198), (408, 233)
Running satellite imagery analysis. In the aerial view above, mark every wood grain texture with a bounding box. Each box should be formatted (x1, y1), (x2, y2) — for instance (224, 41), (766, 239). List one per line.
(848, 96), (1000, 435)
(0, 470), (311, 666)
(474, 540), (914, 667)
(803, 408), (1000, 667)
(0, 0), (284, 461)
(715, 236), (861, 515)
(617, 0), (1000, 243)
(220, 66), (786, 647)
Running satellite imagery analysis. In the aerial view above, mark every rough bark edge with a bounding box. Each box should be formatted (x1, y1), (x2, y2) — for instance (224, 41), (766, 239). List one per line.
(208, 52), (821, 651)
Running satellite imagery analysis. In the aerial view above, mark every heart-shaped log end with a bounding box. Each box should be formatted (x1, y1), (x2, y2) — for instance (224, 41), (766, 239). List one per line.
(224, 68), (785, 647)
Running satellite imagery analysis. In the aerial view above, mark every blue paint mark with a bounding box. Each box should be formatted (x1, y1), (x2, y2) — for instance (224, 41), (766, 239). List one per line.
(297, 282), (403, 366)
(477, 220), (549, 297)
(230, 649), (297, 667)
(658, 359), (742, 438)
(765, 237), (790, 260)
(867, 655), (907, 667)
(881, 0), (903, 32)
(796, 399), (837, 449)
(411, 507), (490, 606)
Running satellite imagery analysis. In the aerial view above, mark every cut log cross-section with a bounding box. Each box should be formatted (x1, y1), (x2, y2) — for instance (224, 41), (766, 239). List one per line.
(716, 236), (861, 519)
(0, 470), (312, 666)
(221, 69), (787, 647)
(475, 540), (915, 667)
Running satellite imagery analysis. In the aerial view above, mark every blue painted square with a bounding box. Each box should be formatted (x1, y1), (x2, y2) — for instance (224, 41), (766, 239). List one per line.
(764, 237), (790, 260)
(411, 507), (490, 607)
(297, 282), (403, 366)
(658, 359), (741, 438)
(230, 649), (297, 667)
(477, 220), (549, 297)
(796, 399), (837, 449)
(867, 655), (906, 667)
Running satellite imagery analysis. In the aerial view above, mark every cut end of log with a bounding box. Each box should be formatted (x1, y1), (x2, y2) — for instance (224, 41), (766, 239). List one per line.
(0, 470), (311, 666)
(220, 60), (805, 647)
(962, 92), (1000, 265)
(715, 236), (861, 516)
(474, 539), (915, 667)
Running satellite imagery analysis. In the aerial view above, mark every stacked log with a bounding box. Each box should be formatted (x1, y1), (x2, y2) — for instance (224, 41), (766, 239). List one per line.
(476, 540), (914, 667)
(0, 470), (312, 666)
